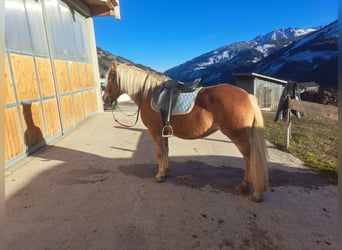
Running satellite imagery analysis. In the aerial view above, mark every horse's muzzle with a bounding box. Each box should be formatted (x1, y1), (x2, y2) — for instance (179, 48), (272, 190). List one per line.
(102, 93), (111, 105)
(102, 95), (117, 109)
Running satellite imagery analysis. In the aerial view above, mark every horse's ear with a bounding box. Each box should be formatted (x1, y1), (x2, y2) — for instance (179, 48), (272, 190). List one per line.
(111, 61), (116, 71)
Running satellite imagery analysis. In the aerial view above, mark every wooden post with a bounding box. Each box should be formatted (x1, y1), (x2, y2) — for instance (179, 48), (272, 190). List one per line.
(282, 97), (338, 149)
(284, 96), (291, 149)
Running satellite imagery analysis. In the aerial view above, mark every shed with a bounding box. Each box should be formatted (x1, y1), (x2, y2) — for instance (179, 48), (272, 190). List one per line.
(3, 0), (120, 168)
(297, 82), (320, 92)
(233, 72), (288, 110)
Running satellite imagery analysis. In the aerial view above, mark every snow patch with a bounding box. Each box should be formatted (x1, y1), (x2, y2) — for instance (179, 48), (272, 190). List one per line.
(283, 50), (337, 63)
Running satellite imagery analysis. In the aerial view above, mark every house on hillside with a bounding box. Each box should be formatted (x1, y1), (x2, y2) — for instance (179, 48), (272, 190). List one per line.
(3, 0), (120, 168)
(233, 72), (287, 110)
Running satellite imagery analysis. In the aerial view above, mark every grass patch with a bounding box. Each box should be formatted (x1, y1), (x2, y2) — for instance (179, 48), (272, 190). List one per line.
(262, 111), (338, 183)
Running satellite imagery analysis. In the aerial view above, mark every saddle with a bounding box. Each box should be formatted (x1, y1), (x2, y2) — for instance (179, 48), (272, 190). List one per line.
(152, 78), (201, 137)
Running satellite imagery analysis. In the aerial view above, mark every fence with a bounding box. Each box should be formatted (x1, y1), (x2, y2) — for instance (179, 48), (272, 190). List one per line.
(284, 97), (338, 148)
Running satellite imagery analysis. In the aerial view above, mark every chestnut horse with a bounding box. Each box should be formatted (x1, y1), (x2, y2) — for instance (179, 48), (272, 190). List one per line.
(103, 62), (268, 202)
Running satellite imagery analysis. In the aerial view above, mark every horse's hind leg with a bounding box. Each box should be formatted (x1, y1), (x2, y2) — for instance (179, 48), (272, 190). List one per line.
(220, 129), (252, 194)
(148, 130), (169, 182)
(234, 142), (252, 194)
(236, 161), (250, 194)
(234, 138), (264, 202)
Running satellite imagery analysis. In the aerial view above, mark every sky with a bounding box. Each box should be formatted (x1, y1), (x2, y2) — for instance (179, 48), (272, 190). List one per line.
(93, 0), (338, 73)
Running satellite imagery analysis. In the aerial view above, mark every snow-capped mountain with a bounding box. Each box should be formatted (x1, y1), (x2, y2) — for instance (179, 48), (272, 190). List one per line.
(254, 21), (338, 89)
(164, 21), (337, 90)
(253, 27), (318, 44)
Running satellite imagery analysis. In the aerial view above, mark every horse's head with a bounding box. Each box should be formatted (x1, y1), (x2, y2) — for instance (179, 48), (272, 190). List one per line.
(102, 61), (122, 108)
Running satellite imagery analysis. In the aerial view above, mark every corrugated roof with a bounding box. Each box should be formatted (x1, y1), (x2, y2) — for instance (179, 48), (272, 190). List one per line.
(233, 72), (288, 84)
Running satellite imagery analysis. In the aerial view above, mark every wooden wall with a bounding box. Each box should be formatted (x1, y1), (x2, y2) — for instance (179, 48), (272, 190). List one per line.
(254, 78), (284, 110)
(235, 75), (285, 110)
(4, 53), (99, 165)
(4, 0), (101, 167)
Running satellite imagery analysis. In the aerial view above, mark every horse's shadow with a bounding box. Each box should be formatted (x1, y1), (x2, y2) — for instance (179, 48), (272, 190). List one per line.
(10, 122), (331, 198)
(110, 125), (331, 194)
(119, 160), (243, 193)
(118, 159), (330, 194)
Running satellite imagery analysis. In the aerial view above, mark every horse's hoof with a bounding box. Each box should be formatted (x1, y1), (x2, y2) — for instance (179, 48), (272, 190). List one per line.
(235, 183), (249, 194)
(248, 193), (263, 202)
(153, 175), (165, 183)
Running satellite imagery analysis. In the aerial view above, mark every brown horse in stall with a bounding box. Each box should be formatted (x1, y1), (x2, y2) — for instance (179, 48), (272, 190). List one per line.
(103, 61), (268, 202)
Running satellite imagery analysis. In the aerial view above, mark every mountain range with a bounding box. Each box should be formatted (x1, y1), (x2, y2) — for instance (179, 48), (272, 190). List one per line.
(164, 20), (337, 90)
(97, 48), (159, 78)
(97, 20), (338, 90)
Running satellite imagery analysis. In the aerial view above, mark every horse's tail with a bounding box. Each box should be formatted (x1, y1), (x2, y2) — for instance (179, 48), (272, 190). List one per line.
(248, 94), (269, 194)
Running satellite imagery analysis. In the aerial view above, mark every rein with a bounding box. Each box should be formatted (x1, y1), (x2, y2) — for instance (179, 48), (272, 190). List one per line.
(111, 73), (149, 128)
(111, 100), (141, 128)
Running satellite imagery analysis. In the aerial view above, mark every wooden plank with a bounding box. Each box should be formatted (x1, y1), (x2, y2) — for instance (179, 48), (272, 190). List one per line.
(289, 99), (338, 121)
(54, 59), (70, 93)
(82, 91), (90, 116)
(20, 102), (46, 150)
(73, 93), (85, 122)
(35, 57), (56, 97)
(87, 63), (95, 87)
(60, 96), (75, 129)
(78, 63), (88, 89)
(10, 54), (39, 101)
(42, 99), (62, 137)
(89, 89), (98, 113)
(4, 54), (15, 104)
(5, 107), (24, 161)
(83, 89), (97, 116)
(68, 61), (81, 91)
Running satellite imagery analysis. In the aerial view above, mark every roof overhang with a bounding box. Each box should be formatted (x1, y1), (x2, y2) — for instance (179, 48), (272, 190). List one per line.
(64, 0), (120, 19)
(233, 72), (288, 85)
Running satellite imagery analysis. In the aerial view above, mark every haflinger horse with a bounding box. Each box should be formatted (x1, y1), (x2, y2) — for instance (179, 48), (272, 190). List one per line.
(103, 61), (268, 202)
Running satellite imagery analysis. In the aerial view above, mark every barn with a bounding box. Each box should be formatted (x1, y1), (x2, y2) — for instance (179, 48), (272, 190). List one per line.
(234, 72), (288, 110)
(3, 0), (120, 168)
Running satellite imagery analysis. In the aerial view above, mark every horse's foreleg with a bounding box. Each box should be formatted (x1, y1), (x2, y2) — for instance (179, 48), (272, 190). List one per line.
(150, 133), (169, 182)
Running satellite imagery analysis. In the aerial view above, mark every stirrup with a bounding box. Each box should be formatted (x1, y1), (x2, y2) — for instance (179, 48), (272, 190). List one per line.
(162, 124), (173, 138)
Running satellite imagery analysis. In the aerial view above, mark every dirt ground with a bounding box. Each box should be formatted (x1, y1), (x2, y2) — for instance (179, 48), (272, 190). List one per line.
(5, 107), (338, 250)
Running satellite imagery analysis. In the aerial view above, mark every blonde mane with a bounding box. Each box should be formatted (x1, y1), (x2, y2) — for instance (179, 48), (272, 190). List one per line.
(116, 63), (170, 97)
